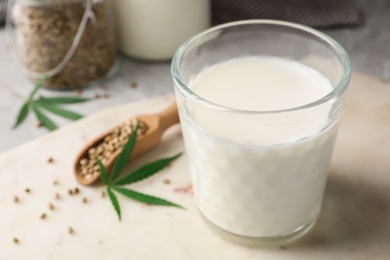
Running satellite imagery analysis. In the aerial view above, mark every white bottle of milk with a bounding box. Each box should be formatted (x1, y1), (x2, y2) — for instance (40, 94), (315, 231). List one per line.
(113, 0), (211, 61)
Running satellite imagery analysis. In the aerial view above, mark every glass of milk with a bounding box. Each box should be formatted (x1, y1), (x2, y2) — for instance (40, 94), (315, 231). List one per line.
(171, 20), (351, 246)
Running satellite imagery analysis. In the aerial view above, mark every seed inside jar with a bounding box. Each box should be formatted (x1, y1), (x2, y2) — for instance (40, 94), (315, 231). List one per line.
(11, 0), (116, 90)
(79, 119), (148, 180)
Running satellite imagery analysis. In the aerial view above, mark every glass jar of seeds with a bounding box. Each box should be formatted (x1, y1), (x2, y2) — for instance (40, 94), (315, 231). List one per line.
(7, 0), (117, 90)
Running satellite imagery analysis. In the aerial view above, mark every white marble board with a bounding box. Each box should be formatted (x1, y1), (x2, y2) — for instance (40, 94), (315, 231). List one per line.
(0, 73), (389, 259)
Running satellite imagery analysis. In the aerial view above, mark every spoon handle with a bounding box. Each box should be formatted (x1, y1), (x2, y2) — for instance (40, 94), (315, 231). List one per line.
(159, 102), (180, 131)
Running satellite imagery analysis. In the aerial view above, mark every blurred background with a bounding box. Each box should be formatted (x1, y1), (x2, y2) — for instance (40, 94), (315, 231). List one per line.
(0, 0), (389, 153)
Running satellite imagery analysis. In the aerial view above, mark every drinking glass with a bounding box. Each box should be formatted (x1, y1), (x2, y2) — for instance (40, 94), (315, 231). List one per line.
(171, 20), (351, 246)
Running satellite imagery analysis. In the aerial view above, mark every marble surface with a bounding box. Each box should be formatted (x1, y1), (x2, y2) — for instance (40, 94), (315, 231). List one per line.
(0, 0), (390, 154)
(0, 72), (389, 259)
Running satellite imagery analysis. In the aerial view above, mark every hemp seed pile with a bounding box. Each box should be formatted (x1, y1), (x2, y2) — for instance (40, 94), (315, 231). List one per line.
(79, 119), (148, 181)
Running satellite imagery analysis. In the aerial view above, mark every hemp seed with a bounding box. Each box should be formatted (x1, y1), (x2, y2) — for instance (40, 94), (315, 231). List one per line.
(68, 227), (74, 234)
(74, 89), (82, 95)
(129, 81), (138, 89)
(80, 159), (88, 166)
(78, 119), (149, 181)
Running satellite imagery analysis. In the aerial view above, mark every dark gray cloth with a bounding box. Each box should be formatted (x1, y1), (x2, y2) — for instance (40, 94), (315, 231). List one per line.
(0, 0), (6, 26)
(1, 0), (363, 28)
(212, 0), (363, 28)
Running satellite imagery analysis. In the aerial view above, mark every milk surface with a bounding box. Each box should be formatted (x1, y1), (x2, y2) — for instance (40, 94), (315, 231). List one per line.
(192, 57), (332, 112)
(181, 57), (339, 237)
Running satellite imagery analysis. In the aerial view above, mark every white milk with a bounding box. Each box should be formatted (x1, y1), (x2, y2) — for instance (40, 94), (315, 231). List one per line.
(182, 57), (339, 237)
(113, 0), (210, 60)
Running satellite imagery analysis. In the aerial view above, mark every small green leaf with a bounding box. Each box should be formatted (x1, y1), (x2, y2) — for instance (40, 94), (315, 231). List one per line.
(31, 103), (57, 131)
(11, 76), (91, 131)
(113, 187), (184, 209)
(37, 102), (83, 120)
(107, 188), (121, 221)
(95, 156), (109, 185)
(37, 97), (89, 104)
(13, 102), (29, 129)
(29, 77), (45, 100)
(110, 123), (139, 182)
(114, 153), (182, 186)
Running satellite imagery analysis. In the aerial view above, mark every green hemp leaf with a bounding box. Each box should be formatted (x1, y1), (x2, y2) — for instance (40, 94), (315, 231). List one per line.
(13, 77), (89, 131)
(94, 123), (184, 221)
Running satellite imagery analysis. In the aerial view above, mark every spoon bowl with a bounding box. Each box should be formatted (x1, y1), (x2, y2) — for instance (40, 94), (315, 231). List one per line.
(74, 102), (179, 185)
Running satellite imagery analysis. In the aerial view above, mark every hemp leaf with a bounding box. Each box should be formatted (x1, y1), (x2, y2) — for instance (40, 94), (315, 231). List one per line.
(95, 122), (184, 221)
(12, 77), (89, 131)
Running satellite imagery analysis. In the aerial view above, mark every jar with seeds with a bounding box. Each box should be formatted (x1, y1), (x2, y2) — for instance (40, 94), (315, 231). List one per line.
(7, 0), (117, 90)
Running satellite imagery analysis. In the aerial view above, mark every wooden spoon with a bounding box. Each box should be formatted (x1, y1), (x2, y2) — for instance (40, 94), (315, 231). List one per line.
(74, 102), (179, 186)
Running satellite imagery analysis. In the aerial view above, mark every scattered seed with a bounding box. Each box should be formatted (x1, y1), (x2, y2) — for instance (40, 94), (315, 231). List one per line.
(68, 227), (74, 234)
(74, 187), (80, 194)
(101, 84), (108, 90)
(40, 213), (47, 220)
(129, 81), (138, 89)
(68, 189), (74, 195)
(101, 93), (110, 99)
(95, 93), (101, 99)
(74, 89), (82, 95)
(13, 237), (19, 244)
(13, 196), (19, 203)
(82, 197), (88, 203)
(53, 180), (58, 186)
(101, 191), (106, 198)
(163, 178), (171, 185)
(47, 157), (54, 163)
(36, 121), (43, 128)
(55, 193), (60, 200)
(25, 188), (30, 193)
(49, 203), (55, 210)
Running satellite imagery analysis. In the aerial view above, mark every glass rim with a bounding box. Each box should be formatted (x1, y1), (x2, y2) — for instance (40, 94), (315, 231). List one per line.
(171, 19), (351, 114)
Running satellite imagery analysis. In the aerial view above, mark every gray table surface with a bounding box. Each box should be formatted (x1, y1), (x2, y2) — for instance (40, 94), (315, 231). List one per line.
(0, 0), (389, 154)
